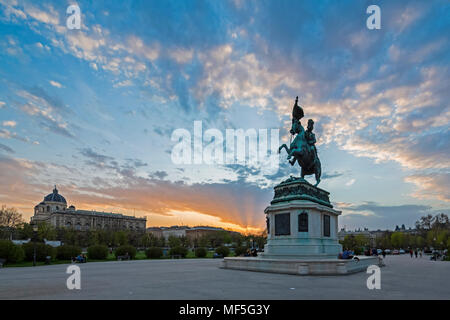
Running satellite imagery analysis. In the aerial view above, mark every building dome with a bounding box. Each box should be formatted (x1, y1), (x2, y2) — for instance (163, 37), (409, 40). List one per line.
(43, 186), (67, 204)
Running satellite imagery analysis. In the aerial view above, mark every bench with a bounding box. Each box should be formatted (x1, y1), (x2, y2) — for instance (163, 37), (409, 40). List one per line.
(171, 254), (181, 259)
(117, 255), (130, 261)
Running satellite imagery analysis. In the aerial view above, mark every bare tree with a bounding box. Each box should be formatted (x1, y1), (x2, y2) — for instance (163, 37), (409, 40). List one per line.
(0, 205), (24, 228)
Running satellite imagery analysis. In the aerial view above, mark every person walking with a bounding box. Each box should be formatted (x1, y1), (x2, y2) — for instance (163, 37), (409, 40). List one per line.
(419, 250), (422, 258)
(414, 249), (418, 258)
(382, 249), (386, 259)
(410, 249), (413, 258)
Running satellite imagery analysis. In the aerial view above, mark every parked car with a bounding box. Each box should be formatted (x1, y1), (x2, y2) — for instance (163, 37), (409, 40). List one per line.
(384, 249), (391, 254)
(392, 250), (399, 255)
(399, 249), (405, 254)
(377, 249), (383, 255)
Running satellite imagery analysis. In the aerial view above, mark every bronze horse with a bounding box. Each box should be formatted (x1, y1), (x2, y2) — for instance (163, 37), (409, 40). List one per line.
(278, 97), (322, 186)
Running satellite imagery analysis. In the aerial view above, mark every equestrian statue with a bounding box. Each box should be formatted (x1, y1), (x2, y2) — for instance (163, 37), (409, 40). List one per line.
(278, 96), (322, 186)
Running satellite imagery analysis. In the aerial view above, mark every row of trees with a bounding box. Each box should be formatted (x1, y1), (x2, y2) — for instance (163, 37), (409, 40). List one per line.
(341, 214), (450, 252)
(1, 205), (267, 250)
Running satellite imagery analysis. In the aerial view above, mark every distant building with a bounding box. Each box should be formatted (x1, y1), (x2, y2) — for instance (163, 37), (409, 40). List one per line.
(338, 226), (420, 248)
(147, 225), (239, 241)
(31, 186), (146, 232)
(186, 226), (238, 241)
(338, 227), (377, 247)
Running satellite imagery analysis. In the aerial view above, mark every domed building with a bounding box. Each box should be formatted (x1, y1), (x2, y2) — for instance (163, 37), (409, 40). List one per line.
(34, 186), (68, 215)
(31, 186), (146, 232)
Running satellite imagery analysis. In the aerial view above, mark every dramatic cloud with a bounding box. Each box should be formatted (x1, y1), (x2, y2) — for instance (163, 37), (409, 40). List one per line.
(337, 202), (433, 230)
(0, 143), (14, 153)
(0, 0), (448, 231)
(2, 120), (16, 127)
(49, 80), (62, 88)
(405, 172), (450, 202)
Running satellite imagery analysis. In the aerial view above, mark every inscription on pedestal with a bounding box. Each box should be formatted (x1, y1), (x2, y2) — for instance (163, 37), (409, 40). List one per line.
(323, 214), (330, 237)
(298, 211), (308, 232)
(275, 213), (290, 236)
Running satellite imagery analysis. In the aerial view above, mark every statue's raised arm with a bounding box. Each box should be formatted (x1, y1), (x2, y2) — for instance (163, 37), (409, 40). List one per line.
(292, 96), (304, 121)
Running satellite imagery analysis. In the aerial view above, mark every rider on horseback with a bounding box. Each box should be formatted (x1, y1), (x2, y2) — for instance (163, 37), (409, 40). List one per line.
(287, 96), (304, 164)
(279, 96), (322, 186)
(305, 119), (317, 160)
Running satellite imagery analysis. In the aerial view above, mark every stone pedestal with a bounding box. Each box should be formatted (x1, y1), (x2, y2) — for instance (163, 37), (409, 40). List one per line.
(222, 177), (380, 275)
(261, 200), (342, 259)
(262, 177), (341, 259)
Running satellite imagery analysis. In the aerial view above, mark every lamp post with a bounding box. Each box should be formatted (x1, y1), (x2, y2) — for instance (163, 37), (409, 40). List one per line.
(32, 224), (38, 267)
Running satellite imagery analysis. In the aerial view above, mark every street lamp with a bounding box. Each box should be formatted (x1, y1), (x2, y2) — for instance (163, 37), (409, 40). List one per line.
(32, 224), (38, 267)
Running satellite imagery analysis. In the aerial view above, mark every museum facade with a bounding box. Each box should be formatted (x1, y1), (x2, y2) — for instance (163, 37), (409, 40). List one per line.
(31, 186), (146, 232)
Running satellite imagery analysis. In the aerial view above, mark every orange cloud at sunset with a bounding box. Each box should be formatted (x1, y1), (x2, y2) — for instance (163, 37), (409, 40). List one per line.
(0, 155), (270, 233)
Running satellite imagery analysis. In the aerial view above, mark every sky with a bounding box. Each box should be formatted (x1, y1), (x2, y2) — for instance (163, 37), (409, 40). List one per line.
(0, 0), (449, 233)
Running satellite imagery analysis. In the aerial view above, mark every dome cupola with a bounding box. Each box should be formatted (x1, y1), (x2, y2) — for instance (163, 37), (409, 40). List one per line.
(43, 185), (67, 204)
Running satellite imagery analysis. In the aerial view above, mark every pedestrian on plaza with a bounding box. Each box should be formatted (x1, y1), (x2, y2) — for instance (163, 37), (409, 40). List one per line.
(414, 250), (418, 258)
(410, 249), (413, 258)
(419, 250), (422, 258)
(382, 250), (386, 259)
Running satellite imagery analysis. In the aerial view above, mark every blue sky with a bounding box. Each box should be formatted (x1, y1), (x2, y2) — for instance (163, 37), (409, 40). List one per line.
(0, 0), (449, 232)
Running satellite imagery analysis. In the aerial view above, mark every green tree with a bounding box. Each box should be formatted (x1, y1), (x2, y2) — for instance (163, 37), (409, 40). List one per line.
(355, 234), (370, 248)
(113, 231), (128, 246)
(179, 235), (190, 248)
(416, 236), (424, 248)
(37, 222), (57, 241)
(222, 232), (232, 245)
(341, 235), (357, 250)
(436, 230), (448, 250)
(391, 232), (405, 249)
(168, 235), (181, 248)
(198, 236), (209, 248)
(16, 223), (33, 240)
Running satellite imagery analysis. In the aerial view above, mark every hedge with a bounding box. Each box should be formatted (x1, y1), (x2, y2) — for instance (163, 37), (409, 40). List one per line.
(56, 245), (81, 260)
(0, 240), (25, 264)
(22, 242), (55, 262)
(87, 245), (109, 260)
(168, 246), (188, 258)
(114, 245), (137, 259)
(215, 246), (230, 257)
(194, 247), (207, 258)
(234, 246), (247, 256)
(145, 247), (163, 259)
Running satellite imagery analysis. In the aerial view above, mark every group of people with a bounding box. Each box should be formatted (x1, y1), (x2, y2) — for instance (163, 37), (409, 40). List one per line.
(244, 248), (258, 257)
(409, 249), (423, 258)
(338, 249), (355, 260)
(339, 248), (427, 260)
(72, 254), (87, 263)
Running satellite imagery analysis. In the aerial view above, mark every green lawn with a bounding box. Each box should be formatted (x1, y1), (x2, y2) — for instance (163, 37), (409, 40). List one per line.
(3, 248), (237, 267)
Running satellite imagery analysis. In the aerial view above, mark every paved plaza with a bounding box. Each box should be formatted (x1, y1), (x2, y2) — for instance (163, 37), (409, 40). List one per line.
(0, 255), (449, 299)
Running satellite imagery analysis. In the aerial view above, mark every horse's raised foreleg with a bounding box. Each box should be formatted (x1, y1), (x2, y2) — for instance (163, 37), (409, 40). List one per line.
(278, 144), (290, 155)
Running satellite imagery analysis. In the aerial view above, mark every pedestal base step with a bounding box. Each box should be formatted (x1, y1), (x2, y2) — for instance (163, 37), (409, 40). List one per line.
(222, 256), (381, 275)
